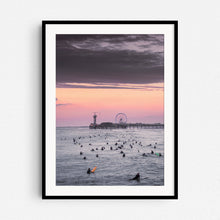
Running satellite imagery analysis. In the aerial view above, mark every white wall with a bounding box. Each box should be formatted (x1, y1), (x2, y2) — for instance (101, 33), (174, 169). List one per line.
(0, 0), (220, 219)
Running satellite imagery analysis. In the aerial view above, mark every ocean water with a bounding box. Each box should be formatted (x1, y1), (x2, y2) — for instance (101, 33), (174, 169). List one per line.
(56, 127), (164, 186)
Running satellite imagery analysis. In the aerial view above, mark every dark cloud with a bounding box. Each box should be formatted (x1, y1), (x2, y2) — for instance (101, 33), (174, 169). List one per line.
(56, 103), (71, 107)
(56, 82), (163, 90)
(56, 35), (164, 87)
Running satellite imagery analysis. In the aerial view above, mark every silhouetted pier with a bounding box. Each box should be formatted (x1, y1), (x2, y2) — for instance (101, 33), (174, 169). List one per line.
(126, 123), (164, 129)
(89, 112), (164, 129)
(90, 122), (163, 129)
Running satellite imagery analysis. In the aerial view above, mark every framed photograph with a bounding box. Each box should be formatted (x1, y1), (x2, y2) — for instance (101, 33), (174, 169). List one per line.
(42, 20), (178, 199)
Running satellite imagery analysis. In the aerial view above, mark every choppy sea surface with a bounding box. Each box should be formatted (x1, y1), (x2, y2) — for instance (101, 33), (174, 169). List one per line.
(56, 127), (164, 186)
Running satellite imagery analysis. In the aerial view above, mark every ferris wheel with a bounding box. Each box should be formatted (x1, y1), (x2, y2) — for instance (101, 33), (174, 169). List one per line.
(115, 113), (127, 124)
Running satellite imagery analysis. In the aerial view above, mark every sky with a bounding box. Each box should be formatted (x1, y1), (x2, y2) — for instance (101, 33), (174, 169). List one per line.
(56, 34), (164, 127)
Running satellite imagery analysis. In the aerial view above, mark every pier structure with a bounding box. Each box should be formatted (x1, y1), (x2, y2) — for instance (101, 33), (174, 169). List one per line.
(126, 123), (164, 129)
(93, 112), (97, 126)
(89, 112), (164, 129)
(89, 112), (98, 129)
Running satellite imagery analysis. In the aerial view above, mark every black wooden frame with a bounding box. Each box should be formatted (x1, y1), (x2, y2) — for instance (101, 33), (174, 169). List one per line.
(42, 20), (178, 199)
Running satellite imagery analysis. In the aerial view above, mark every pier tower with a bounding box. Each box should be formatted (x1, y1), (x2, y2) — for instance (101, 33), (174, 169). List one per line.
(93, 112), (97, 125)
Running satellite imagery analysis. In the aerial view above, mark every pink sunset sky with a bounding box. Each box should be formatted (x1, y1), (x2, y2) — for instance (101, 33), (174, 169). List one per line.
(56, 35), (164, 127)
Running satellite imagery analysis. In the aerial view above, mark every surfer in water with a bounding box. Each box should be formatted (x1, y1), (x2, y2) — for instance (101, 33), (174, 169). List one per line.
(129, 173), (140, 181)
(87, 167), (97, 174)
